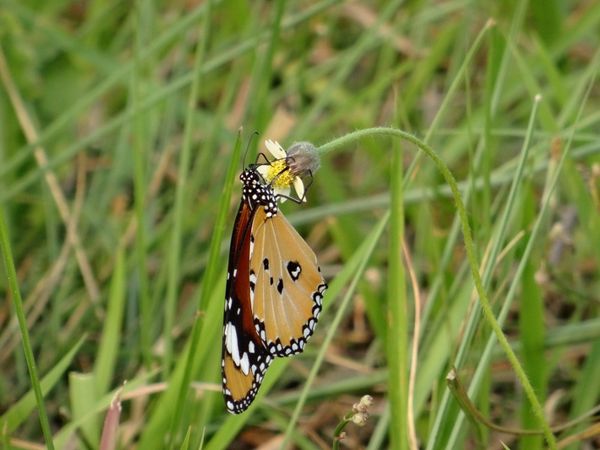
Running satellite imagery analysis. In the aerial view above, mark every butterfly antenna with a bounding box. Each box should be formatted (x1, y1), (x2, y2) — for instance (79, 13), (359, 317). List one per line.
(255, 152), (271, 166)
(242, 131), (260, 169)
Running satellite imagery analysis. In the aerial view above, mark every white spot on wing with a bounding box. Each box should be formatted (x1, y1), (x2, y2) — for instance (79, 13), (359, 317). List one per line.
(240, 352), (250, 375)
(225, 322), (241, 366)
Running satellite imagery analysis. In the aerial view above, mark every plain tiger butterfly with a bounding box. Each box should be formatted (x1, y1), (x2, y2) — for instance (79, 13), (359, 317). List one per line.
(221, 140), (327, 414)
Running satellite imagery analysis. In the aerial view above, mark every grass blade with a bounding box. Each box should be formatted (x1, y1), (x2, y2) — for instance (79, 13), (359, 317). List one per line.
(387, 140), (407, 449)
(0, 336), (85, 432)
(0, 206), (55, 449)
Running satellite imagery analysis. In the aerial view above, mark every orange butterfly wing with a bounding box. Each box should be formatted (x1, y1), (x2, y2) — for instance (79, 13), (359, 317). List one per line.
(249, 207), (327, 358)
(221, 200), (272, 414)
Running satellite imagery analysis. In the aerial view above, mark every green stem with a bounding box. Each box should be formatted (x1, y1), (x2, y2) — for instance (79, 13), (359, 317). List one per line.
(387, 141), (407, 450)
(167, 131), (243, 447)
(0, 208), (55, 450)
(332, 415), (353, 450)
(163, 0), (212, 378)
(318, 126), (557, 448)
(132, 0), (152, 368)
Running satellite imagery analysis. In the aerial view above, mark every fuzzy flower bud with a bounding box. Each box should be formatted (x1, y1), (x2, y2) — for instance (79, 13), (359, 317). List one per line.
(353, 395), (374, 413)
(351, 412), (369, 426)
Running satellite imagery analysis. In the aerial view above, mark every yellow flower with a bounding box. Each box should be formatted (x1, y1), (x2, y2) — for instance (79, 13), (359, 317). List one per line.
(256, 140), (306, 202)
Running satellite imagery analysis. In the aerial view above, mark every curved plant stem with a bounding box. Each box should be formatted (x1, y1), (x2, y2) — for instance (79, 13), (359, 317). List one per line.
(447, 368), (600, 436)
(318, 126), (557, 449)
(332, 414), (353, 450)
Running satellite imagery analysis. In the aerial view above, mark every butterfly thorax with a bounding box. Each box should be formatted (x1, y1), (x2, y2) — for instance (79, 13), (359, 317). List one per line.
(240, 169), (278, 218)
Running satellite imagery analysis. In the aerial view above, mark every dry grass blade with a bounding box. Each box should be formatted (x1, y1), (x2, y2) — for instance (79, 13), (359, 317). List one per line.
(403, 238), (421, 450)
(99, 387), (124, 450)
(0, 46), (100, 306)
(0, 153), (87, 362)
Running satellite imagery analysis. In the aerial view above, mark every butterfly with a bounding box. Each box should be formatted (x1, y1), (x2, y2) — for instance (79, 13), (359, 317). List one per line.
(221, 140), (327, 414)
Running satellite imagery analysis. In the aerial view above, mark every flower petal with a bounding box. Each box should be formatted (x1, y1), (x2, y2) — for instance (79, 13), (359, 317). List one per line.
(293, 177), (306, 202)
(273, 185), (290, 202)
(265, 139), (287, 159)
(256, 164), (270, 181)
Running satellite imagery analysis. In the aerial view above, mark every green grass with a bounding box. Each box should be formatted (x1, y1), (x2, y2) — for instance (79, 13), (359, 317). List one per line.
(1, 1), (600, 449)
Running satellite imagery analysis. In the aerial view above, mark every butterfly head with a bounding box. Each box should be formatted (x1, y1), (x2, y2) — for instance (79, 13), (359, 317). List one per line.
(240, 169), (278, 217)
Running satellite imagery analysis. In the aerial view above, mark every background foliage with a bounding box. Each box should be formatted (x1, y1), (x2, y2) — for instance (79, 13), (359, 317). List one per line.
(1, 0), (599, 449)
